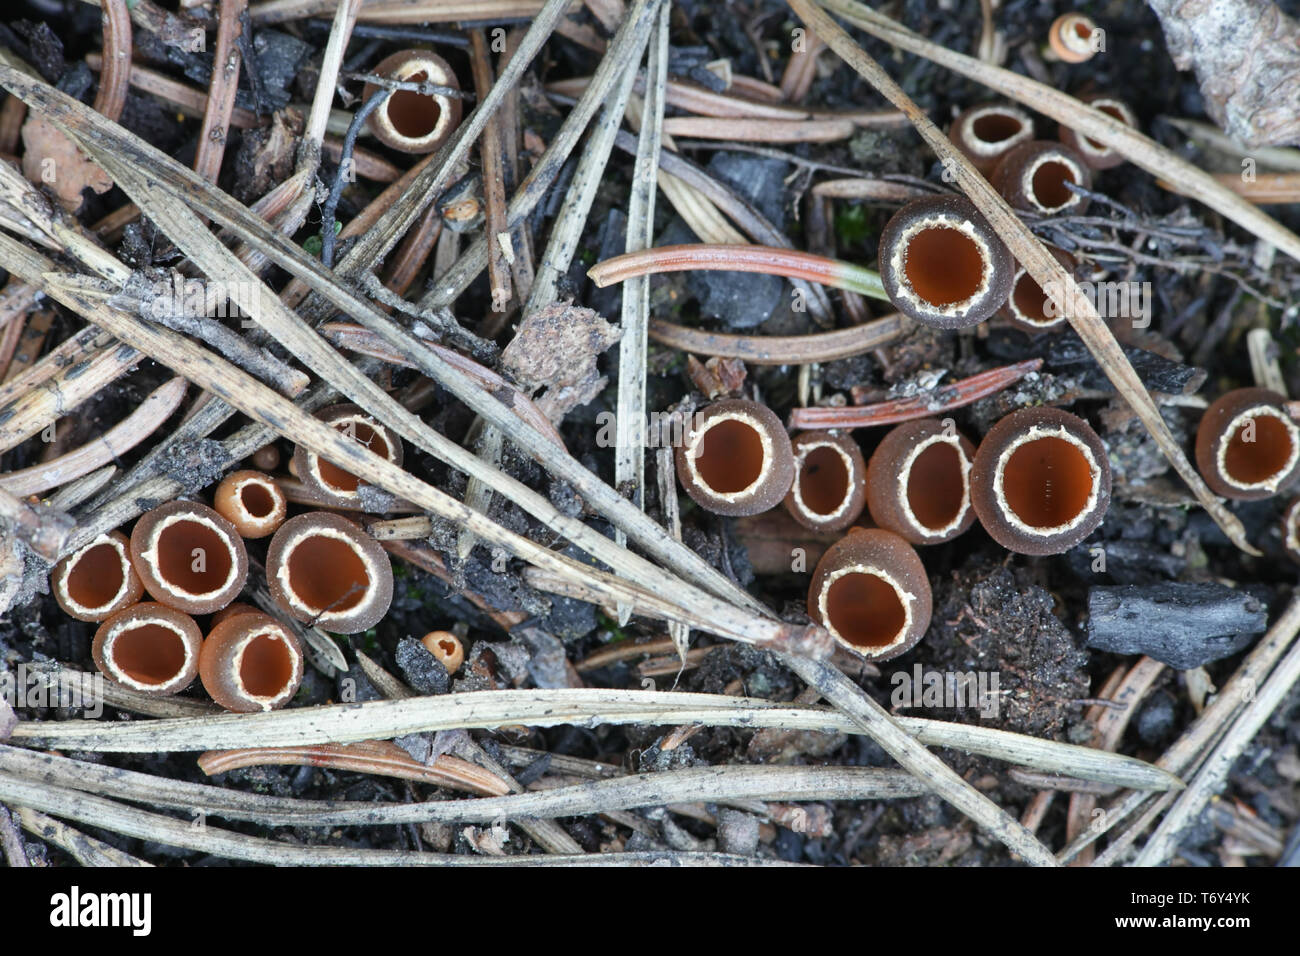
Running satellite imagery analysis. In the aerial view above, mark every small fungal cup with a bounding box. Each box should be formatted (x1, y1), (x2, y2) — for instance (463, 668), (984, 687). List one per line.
(878, 195), (1015, 330)
(1195, 388), (1300, 501)
(807, 528), (932, 661)
(675, 399), (795, 517)
(783, 431), (867, 532)
(865, 419), (978, 545)
(970, 406), (1111, 555)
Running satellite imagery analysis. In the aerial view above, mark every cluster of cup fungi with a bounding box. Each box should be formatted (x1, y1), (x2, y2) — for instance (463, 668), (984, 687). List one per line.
(49, 403), (462, 712)
(40, 35), (1300, 702)
(42, 48), (474, 713)
(642, 87), (1300, 664)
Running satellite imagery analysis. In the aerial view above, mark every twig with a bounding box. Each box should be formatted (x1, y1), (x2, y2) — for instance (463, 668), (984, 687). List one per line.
(788, 360), (1042, 429)
(1136, 631), (1300, 865)
(589, 243), (888, 300)
(613, 0), (669, 605)
(779, 653), (1058, 867)
(5, 688), (1178, 791)
(198, 740), (512, 795)
(93, 0), (132, 123)
(15, 807), (150, 867)
(0, 377), (186, 496)
(193, 0), (246, 183)
(0, 772), (775, 866)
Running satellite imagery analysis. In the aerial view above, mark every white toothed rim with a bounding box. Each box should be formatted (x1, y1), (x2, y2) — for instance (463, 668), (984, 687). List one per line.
(224, 624), (302, 712)
(1007, 268), (1068, 328)
(957, 105), (1032, 157)
(273, 524), (381, 625)
(791, 440), (855, 524)
(308, 414), (394, 498)
(1020, 151), (1087, 213)
(54, 533), (130, 617)
(992, 424), (1101, 537)
(890, 216), (994, 319)
(895, 433), (973, 539)
(1056, 14), (1098, 59)
(227, 474), (285, 532)
(140, 512), (240, 601)
(101, 616), (194, 693)
(685, 411), (774, 502)
(816, 563), (916, 657)
(1073, 99), (1135, 161)
(1215, 405), (1300, 493)
(371, 55), (459, 152)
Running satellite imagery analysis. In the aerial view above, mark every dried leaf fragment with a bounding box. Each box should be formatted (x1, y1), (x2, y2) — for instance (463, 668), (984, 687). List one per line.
(20, 116), (112, 211)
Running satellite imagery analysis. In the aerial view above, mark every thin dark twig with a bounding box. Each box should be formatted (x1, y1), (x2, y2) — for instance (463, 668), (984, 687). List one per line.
(320, 88), (389, 268)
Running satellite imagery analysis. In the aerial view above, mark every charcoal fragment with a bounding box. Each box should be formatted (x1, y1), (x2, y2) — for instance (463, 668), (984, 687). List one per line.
(1086, 582), (1267, 668)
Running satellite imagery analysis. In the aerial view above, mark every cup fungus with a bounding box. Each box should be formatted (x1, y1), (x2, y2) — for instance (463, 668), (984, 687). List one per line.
(1194, 388), (1300, 500)
(267, 511), (394, 633)
(130, 500), (249, 615)
(675, 399), (795, 517)
(998, 245), (1080, 334)
(421, 629), (464, 674)
(92, 602), (202, 696)
(213, 470), (287, 539)
(51, 530), (143, 622)
(865, 419), (978, 545)
(1058, 96), (1137, 171)
(1048, 13), (1101, 64)
(878, 195), (1014, 330)
(807, 528), (932, 660)
(970, 407), (1111, 555)
(363, 49), (463, 154)
(292, 404), (404, 509)
(991, 141), (1092, 215)
(199, 610), (304, 712)
(949, 104), (1035, 175)
(783, 431), (867, 532)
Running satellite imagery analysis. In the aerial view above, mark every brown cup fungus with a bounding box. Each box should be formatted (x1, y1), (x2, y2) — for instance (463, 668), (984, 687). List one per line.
(92, 602), (202, 696)
(214, 470), (287, 539)
(363, 49), (463, 154)
(1058, 96), (1137, 171)
(1048, 13), (1100, 64)
(51, 530), (143, 622)
(267, 512), (394, 633)
(807, 528), (932, 661)
(1195, 388), (1300, 501)
(421, 630), (465, 674)
(949, 104), (1034, 175)
(991, 141), (1092, 215)
(130, 500), (249, 615)
(970, 407), (1111, 555)
(998, 245), (1080, 334)
(292, 404), (404, 509)
(865, 419), (978, 545)
(200, 611), (304, 712)
(783, 431), (867, 532)
(675, 399), (795, 517)
(878, 195), (1015, 330)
